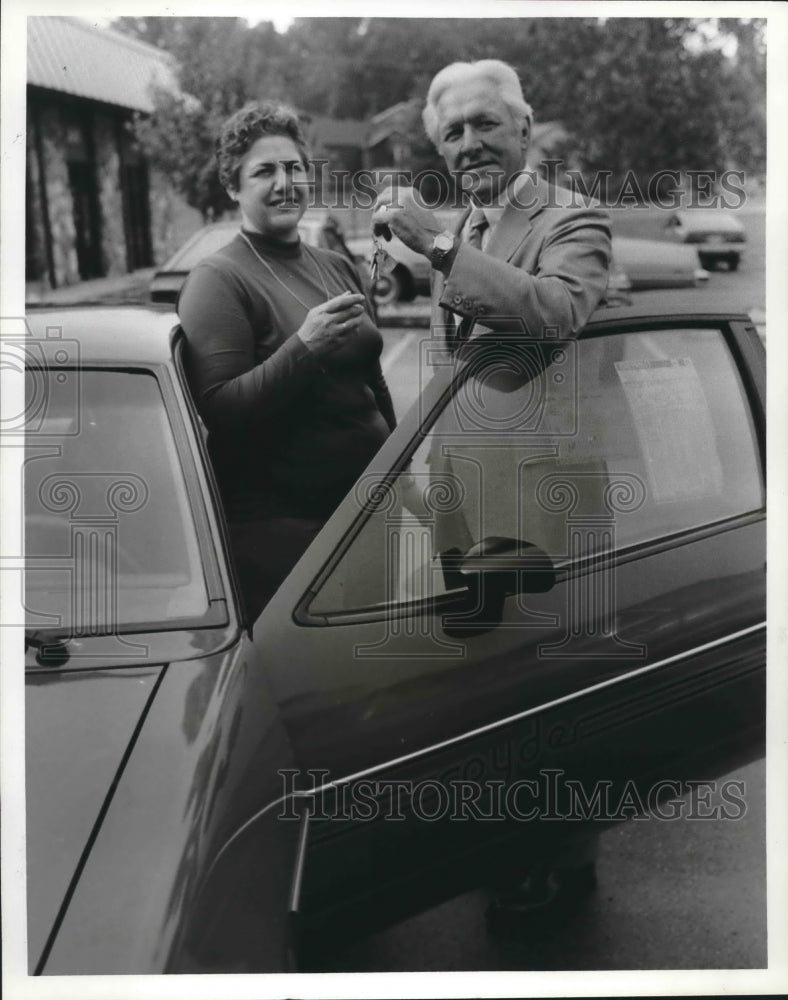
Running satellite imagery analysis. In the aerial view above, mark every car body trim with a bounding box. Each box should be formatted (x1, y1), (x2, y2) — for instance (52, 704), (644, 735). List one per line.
(204, 620), (765, 883)
(289, 620), (766, 790)
(288, 813), (310, 914)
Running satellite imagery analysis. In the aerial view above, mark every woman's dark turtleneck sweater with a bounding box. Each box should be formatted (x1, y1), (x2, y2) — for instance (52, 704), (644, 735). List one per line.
(178, 229), (396, 521)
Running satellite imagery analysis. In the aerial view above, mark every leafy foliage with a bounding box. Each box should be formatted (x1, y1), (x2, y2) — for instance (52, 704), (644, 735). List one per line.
(114, 16), (766, 218)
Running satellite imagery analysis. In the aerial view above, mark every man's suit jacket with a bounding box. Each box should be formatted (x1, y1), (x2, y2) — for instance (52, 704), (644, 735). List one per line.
(431, 171), (611, 343)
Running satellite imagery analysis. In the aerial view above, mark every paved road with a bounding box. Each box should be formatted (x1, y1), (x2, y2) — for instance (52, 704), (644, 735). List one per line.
(320, 760), (765, 971)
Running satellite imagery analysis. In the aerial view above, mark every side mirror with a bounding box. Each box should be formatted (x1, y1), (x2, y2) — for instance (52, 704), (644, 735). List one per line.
(442, 537), (556, 637)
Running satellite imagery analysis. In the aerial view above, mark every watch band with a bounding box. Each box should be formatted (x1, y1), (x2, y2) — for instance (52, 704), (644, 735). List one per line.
(431, 230), (456, 272)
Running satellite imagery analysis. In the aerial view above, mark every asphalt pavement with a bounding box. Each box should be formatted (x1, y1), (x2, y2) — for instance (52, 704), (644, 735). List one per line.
(318, 760), (766, 971)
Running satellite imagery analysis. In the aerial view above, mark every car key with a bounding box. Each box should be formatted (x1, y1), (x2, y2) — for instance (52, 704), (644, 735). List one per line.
(370, 234), (396, 285)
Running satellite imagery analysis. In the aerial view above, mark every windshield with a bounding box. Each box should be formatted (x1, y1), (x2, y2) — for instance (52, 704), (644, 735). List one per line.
(25, 369), (211, 633)
(167, 226), (238, 270)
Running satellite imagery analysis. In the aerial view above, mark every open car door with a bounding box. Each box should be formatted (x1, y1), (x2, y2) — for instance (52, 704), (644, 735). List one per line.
(246, 313), (765, 965)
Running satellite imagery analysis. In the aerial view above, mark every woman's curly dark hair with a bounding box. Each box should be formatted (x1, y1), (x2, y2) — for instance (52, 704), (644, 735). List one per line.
(217, 101), (310, 192)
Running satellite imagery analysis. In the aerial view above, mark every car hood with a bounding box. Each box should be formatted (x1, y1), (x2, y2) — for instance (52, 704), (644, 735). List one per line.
(25, 664), (165, 970)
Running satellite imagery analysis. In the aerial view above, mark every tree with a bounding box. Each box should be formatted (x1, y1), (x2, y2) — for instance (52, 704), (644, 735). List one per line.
(116, 17), (290, 218)
(114, 15), (766, 215)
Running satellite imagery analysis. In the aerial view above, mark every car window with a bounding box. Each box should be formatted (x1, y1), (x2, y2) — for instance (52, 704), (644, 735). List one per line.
(309, 327), (763, 615)
(25, 369), (211, 632)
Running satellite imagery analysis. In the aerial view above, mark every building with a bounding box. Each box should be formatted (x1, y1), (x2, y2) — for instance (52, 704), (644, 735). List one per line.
(302, 113), (368, 175)
(26, 16), (200, 291)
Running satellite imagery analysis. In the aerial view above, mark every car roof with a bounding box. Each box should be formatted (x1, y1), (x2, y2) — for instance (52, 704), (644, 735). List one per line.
(24, 305), (180, 366)
(670, 209), (745, 230)
(588, 299), (749, 325)
(24, 301), (753, 369)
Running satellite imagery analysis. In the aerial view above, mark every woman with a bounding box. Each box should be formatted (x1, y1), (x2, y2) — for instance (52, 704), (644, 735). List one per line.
(179, 102), (396, 621)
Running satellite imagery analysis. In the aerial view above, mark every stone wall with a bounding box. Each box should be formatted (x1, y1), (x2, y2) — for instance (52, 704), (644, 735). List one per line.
(28, 104), (81, 287)
(93, 112), (127, 278)
(26, 91), (201, 290)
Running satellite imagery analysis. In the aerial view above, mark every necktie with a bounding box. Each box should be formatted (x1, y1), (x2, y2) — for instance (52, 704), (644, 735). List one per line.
(451, 207), (488, 350)
(466, 206), (488, 250)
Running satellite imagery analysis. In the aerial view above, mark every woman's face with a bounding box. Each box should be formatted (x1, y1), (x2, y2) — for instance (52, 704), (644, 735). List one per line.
(230, 134), (308, 240)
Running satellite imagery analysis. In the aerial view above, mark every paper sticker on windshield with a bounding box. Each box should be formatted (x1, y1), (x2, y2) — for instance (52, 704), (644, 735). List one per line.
(615, 357), (723, 503)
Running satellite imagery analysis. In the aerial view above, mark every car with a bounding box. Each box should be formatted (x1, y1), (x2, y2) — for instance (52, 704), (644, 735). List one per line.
(20, 299), (765, 974)
(149, 213), (373, 305)
(663, 208), (747, 271)
(612, 236), (708, 289)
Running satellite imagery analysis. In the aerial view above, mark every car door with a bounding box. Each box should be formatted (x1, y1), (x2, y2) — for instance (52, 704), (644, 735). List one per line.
(245, 313), (766, 959)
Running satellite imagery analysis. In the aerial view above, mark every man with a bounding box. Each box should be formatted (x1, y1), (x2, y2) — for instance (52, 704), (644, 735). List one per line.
(373, 59), (611, 346)
(374, 59), (608, 922)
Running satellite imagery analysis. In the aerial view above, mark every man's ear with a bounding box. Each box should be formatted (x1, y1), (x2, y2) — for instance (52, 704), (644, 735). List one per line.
(520, 120), (531, 153)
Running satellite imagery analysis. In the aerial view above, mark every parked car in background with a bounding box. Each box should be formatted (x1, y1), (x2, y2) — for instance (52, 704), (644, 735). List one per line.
(22, 298), (765, 974)
(151, 216), (710, 312)
(149, 213), (372, 305)
(368, 232), (432, 306)
(612, 236), (708, 289)
(365, 232), (708, 306)
(663, 209), (747, 271)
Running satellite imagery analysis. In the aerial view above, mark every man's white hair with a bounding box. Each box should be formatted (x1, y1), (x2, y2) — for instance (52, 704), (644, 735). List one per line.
(422, 59), (534, 146)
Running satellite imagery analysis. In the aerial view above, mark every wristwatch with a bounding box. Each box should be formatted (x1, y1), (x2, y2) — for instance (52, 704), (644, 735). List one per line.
(430, 230), (456, 272)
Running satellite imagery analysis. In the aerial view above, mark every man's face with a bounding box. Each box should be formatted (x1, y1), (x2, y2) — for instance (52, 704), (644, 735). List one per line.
(435, 79), (529, 204)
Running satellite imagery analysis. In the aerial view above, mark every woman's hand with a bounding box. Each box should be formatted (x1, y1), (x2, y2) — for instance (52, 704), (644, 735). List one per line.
(296, 291), (367, 358)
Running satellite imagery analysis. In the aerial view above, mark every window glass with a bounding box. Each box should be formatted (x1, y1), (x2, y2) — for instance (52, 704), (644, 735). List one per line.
(173, 226), (237, 269)
(310, 328), (762, 615)
(25, 370), (210, 631)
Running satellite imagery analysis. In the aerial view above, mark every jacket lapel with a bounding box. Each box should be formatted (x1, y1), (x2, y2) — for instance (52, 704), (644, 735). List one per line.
(485, 171), (547, 262)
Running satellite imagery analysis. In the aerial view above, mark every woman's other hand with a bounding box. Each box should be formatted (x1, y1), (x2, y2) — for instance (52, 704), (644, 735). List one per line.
(296, 291), (367, 358)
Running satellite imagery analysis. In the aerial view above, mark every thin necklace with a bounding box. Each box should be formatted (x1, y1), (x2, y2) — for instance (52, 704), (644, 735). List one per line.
(240, 231), (330, 311)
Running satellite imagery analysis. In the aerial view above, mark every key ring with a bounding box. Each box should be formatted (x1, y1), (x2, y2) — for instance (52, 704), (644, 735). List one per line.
(370, 234), (397, 283)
